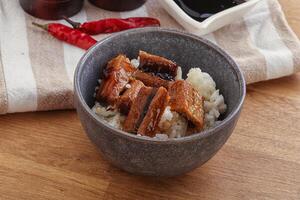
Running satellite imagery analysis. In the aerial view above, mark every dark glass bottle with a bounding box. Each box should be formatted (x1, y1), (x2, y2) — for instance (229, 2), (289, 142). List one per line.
(88, 0), (147, 11)
(19, 0), (84, 20)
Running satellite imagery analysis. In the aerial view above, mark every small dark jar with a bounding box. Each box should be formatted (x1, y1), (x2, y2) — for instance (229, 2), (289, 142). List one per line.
(19, 0), (84, 20)
(88, 0), (147, 11)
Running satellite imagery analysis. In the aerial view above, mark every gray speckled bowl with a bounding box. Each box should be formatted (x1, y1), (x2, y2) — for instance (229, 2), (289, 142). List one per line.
(74, 28), (246, 177)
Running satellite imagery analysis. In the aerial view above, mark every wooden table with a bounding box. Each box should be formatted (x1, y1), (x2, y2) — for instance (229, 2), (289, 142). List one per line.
(1, 1), (300, 199)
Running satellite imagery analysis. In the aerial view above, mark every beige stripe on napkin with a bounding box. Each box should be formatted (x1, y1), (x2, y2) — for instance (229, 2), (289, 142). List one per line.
(145, 0), (183, 29)
(213, 21), (268, 83)
(0, 53), (8, 114)
(85, 2), (120, 19)
(85, 2), (121, 41)
(25, 16), (74, 111)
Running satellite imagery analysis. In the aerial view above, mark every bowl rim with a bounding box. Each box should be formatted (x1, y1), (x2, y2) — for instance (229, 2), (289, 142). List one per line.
(74, 27), (246, 144)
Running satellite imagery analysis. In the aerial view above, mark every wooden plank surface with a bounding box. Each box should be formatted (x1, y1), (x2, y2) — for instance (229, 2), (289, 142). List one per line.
(1, 1), (300, 199)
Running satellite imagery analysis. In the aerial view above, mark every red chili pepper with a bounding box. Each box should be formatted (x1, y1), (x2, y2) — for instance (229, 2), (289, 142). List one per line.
(63, 17), (160, 35)
(32, 22), (97, 50)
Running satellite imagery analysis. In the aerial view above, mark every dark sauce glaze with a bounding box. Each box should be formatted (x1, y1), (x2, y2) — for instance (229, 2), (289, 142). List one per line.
(136, 88), (158, 131)
(174, 0), (245, 22)
(141, 69), (174, 81)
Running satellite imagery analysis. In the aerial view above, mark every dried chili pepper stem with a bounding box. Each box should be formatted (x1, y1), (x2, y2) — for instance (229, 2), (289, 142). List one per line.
(63, 16), (161, 35)
(62, 16), (81, 29)
(32, 22), (48, 30)
(32, 22), (97, 50)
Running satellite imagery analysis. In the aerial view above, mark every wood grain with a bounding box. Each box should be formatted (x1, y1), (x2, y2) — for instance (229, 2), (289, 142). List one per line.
(1, 1), (300, 200)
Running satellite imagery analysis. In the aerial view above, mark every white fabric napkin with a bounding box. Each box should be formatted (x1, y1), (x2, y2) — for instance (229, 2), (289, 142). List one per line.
(0, 0), (299, 114)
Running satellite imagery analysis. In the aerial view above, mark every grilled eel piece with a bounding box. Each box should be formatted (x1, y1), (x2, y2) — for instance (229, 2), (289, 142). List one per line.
(117, 79), (144, 115)
(168, 80), (205, 131)
(133, 70), (171, 89)
(138, 51), (178, 81)
(123, 86), (157, 133)
(137, 87), (169, 137)
(96, 54), (136, 105)
(123, 86), (169, 137)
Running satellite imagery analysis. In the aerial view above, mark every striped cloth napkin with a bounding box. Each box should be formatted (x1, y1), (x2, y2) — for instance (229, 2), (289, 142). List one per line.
(0, 0), (299, 114)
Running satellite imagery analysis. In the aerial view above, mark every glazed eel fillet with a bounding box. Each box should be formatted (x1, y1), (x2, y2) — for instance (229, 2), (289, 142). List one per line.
(133, 51), (179, 89)
(117, 79), (144, 115)
(169, 80), (205, 131)
(138, 50), (178, 80)
(123, 87), (169, 137)
(96, 54), (136, 105)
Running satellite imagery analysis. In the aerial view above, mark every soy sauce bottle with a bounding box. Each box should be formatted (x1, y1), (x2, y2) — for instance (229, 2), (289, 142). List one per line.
(88, 0), (147, 11)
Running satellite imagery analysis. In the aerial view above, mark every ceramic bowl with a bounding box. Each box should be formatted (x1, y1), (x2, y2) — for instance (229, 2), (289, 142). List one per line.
(74, 28), (246, 177)
(159, 0), (261, 35)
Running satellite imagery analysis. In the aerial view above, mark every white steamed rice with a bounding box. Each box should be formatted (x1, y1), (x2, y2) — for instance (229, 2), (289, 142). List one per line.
(185, 68), (226, 130)
(92, 102), (125, 129)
